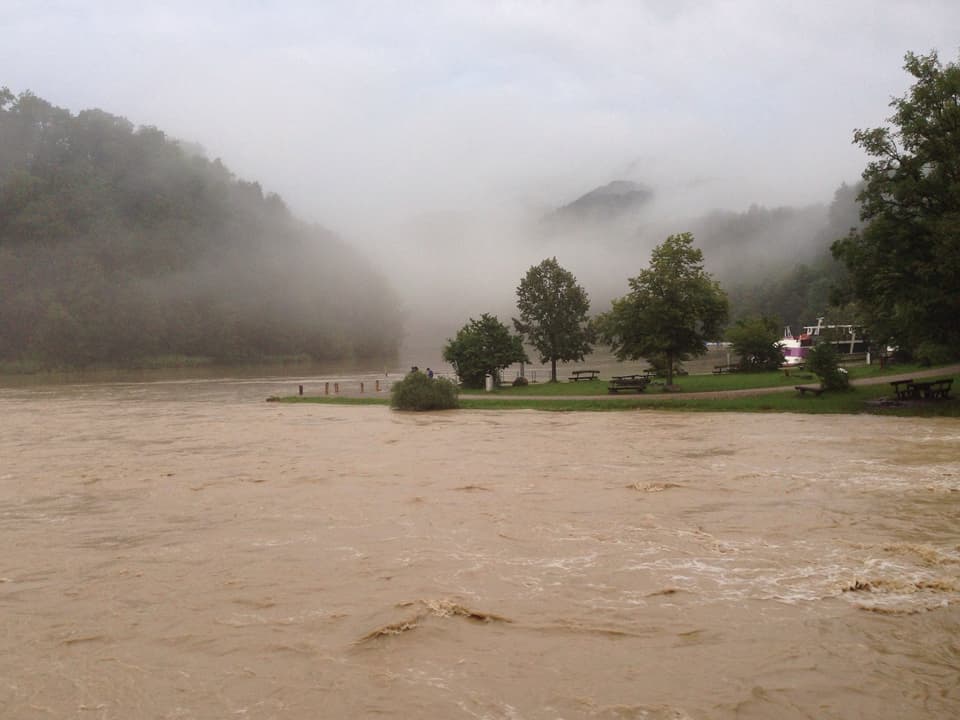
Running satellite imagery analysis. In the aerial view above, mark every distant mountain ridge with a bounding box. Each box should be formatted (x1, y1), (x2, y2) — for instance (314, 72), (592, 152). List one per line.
(545, 180), (653, 225)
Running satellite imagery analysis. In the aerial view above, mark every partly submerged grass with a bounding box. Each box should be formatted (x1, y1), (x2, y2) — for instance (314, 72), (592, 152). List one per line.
(270, 395), (389, 406)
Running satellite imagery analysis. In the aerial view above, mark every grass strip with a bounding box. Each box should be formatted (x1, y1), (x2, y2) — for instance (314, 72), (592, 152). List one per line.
(273, 382), (959, 416)
(459, 364), (925, 396)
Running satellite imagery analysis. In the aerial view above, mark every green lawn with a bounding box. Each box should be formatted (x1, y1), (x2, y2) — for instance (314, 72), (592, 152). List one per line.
(274, 369), (960, 416)
(459, 363), (926, 396)
(459, 383), (958, 415)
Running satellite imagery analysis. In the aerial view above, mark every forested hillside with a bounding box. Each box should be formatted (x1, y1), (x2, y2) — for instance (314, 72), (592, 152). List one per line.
(721, 183), (861, 332)
(0, 89), (401, 368)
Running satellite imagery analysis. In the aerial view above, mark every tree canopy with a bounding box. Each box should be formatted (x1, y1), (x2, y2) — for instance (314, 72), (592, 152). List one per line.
(725, 315), (784, 370)
(598, 232), (729, 385)
(442, 314), (528, 388)
(831, 50), (960, 362)
(0, 89), (401, 368)
(514, 257), (594, 382)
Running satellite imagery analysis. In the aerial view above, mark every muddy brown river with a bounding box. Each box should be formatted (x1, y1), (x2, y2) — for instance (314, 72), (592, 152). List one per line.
(1, 377), (958, 719)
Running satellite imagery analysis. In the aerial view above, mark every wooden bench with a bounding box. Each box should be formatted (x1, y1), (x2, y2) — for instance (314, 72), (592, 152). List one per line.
(910, 378), (953, 400)
(609, 377), (649, 393)
(931, 378), (953, 399)
(889, 379), (914, 400)
(795, 385), (824, 397)
(569, 370), (600, 382)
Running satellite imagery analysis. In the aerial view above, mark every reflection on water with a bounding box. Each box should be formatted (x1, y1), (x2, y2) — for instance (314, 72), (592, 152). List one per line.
(1, 378), (958, 719)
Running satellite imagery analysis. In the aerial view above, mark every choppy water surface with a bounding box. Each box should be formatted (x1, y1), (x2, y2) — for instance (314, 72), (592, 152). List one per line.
(1, 379), (958, 719)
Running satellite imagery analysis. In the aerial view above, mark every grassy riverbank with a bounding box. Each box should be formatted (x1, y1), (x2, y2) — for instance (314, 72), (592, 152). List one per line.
(459, 363), (923, 396)
(275, 365), (960, 416)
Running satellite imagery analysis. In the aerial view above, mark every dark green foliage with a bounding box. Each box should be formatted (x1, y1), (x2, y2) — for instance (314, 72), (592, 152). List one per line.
(598, 233), (729, 386)
(512, 376), (529, 387)
(913, 341), (956, 367)
(725, 316), (785, 370)
(514, 257), (594, 382)
(442, 314), (529, 389)
(832, 51), (960, 360)
(390, 371), (459, 411)
(0, 89), (401, 367)
(806, 342), (850, 391)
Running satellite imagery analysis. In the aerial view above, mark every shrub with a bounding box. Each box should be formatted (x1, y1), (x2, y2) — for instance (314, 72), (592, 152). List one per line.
(725, 315), (785, 370)
(390, 371), (459, 411)
(914, 341), (955, 367)
(512, 376), (529, 387)
(806, 342), (850, 391)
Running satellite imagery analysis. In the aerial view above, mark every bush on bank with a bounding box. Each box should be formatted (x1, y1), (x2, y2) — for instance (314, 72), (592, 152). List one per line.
(807, 342), (850, 391)
(390, 371), (460, 411)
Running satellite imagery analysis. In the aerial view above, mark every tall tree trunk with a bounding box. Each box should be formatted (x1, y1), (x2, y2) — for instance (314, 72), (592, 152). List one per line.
(550, 358), (557, 383)
(666, 351), (674, 387)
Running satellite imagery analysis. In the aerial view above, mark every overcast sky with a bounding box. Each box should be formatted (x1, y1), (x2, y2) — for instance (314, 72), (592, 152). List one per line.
(4, 1), (959, 234)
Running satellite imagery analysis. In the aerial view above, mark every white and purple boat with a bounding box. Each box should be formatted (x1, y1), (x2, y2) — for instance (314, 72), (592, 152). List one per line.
(780, 318), (869, 366)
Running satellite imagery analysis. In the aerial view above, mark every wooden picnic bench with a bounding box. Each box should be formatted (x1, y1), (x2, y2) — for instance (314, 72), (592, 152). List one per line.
(909, 378), (952, 400)
(569, 370), (600, 382)
(889, 379), (914, 400)
(930, 378), (953, 399)
(795, 385), (824, 397)
(609, 376), (649, 393)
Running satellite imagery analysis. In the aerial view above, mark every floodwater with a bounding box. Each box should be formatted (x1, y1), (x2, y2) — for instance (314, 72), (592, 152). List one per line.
(1, 378), (958, 719)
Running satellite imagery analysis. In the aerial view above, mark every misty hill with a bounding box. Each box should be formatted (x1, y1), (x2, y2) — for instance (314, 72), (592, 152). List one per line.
(702, 183), (862, 331)
(533, 176), (861, 334)
(543, 180), (653, 227)
(0, 89), (401, 368)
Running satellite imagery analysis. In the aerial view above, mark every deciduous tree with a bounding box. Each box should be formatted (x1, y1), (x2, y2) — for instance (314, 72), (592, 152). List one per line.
(832, 50), (960, 362)
(598, 233), (728, 386)
(514, 257), (594, 383)
(442, 314), (529, 388)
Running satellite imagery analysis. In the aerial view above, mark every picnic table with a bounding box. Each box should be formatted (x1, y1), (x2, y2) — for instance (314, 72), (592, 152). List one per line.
(890, 377), (953, 401)
(608, 375), (649, 393)
(909, 378), (952, 400)
(889, 379), (914, 400)
(569, 370), (600, 382)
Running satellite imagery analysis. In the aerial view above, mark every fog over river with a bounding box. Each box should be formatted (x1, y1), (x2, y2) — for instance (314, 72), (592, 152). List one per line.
(1, 377), (958, 719)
